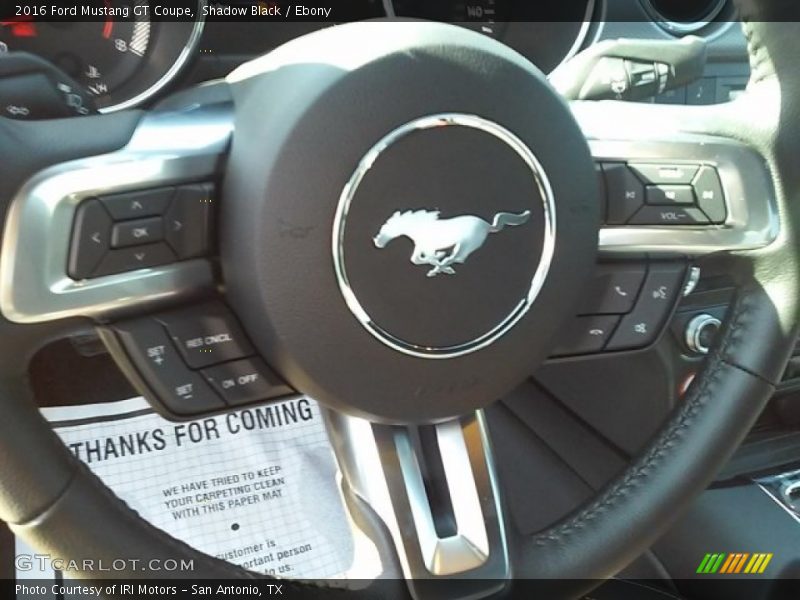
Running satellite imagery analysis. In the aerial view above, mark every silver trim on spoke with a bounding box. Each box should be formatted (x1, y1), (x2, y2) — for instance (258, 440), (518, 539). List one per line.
(592, 137), (779, 255)
(325, 410), (509, 597)
(0, 103), (233, 324)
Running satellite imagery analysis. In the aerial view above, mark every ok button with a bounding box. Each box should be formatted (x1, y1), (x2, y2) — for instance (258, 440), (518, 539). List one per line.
(111, 217), (165, 248)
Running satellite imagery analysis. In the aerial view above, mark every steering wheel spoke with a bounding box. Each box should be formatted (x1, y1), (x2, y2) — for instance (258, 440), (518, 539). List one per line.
(325, 410), (509, 599)
(0, 100), (232, 324)
(571, 101), (779, 258)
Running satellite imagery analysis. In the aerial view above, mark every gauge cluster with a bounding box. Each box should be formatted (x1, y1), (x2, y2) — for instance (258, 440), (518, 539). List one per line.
(0, 1), (749, 113)
(1, 0), (598, 111)
(0, 1), (203, 111)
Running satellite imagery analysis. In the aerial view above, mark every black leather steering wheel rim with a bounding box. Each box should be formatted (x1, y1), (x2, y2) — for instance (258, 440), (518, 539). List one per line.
(2, 2), (800, 598)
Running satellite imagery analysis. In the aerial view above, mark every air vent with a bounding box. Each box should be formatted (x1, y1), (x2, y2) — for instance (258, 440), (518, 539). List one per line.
(641, 0), (728, 34)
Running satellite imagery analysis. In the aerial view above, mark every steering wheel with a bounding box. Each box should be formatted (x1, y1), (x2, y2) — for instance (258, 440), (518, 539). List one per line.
(1, 1), (799, 598)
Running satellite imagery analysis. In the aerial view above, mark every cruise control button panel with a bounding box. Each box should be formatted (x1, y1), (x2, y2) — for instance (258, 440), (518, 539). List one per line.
(102, 301), (294, 418)
(552, 261), (687, 357)
(108, 318), (225, 416)
(67, 183), (215, 280)
(599, 161), (727, 225)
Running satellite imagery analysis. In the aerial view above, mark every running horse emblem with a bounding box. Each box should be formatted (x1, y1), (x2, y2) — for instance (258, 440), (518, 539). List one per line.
(373, 209), (532, 277)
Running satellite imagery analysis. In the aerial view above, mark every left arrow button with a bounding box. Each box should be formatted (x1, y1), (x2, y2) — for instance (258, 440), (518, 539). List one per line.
(68, 199), (113, 280)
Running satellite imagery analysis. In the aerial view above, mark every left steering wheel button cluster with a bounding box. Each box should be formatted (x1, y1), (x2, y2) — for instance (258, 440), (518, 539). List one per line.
(68, 184), (214, 280)
(106, 301), (293, 417)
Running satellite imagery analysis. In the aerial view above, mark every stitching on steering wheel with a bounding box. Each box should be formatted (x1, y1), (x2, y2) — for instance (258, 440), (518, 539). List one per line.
(529, 289), (776, 546)
(529, 354), (731, 545)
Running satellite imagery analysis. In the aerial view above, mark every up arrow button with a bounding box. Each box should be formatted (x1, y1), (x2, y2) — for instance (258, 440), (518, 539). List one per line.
(100, 187), (174, 220)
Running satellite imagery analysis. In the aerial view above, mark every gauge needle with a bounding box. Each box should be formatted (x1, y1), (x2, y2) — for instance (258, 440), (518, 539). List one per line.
(103, 0), (114, 38)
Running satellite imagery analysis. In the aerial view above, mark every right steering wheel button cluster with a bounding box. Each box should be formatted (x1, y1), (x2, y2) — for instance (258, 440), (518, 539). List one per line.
(553, 261), (687, 357)
(601, 161), (727, 225)
(101, 301), (294, 418)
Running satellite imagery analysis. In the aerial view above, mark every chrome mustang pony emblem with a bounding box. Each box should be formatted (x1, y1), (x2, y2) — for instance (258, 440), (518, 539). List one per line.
(373, 209), (532, 277)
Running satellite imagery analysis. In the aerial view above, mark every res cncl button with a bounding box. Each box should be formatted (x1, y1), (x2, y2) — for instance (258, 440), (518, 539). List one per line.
(155, 302), (254, 369)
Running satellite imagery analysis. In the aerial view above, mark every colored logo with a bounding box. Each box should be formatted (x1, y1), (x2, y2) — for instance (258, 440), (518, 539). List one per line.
(696, 553), (773, 575)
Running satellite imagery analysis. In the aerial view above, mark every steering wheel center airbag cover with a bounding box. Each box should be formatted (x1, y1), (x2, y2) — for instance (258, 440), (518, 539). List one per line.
(334, 113), (555, 358)
(222, 21), (597, 422)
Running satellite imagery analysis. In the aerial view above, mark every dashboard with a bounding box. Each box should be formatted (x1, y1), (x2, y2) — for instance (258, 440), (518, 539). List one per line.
(0, 0), (747, 113)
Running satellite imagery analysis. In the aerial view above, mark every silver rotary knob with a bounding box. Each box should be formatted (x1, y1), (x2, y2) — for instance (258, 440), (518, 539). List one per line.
(685, 314), (722, 355)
